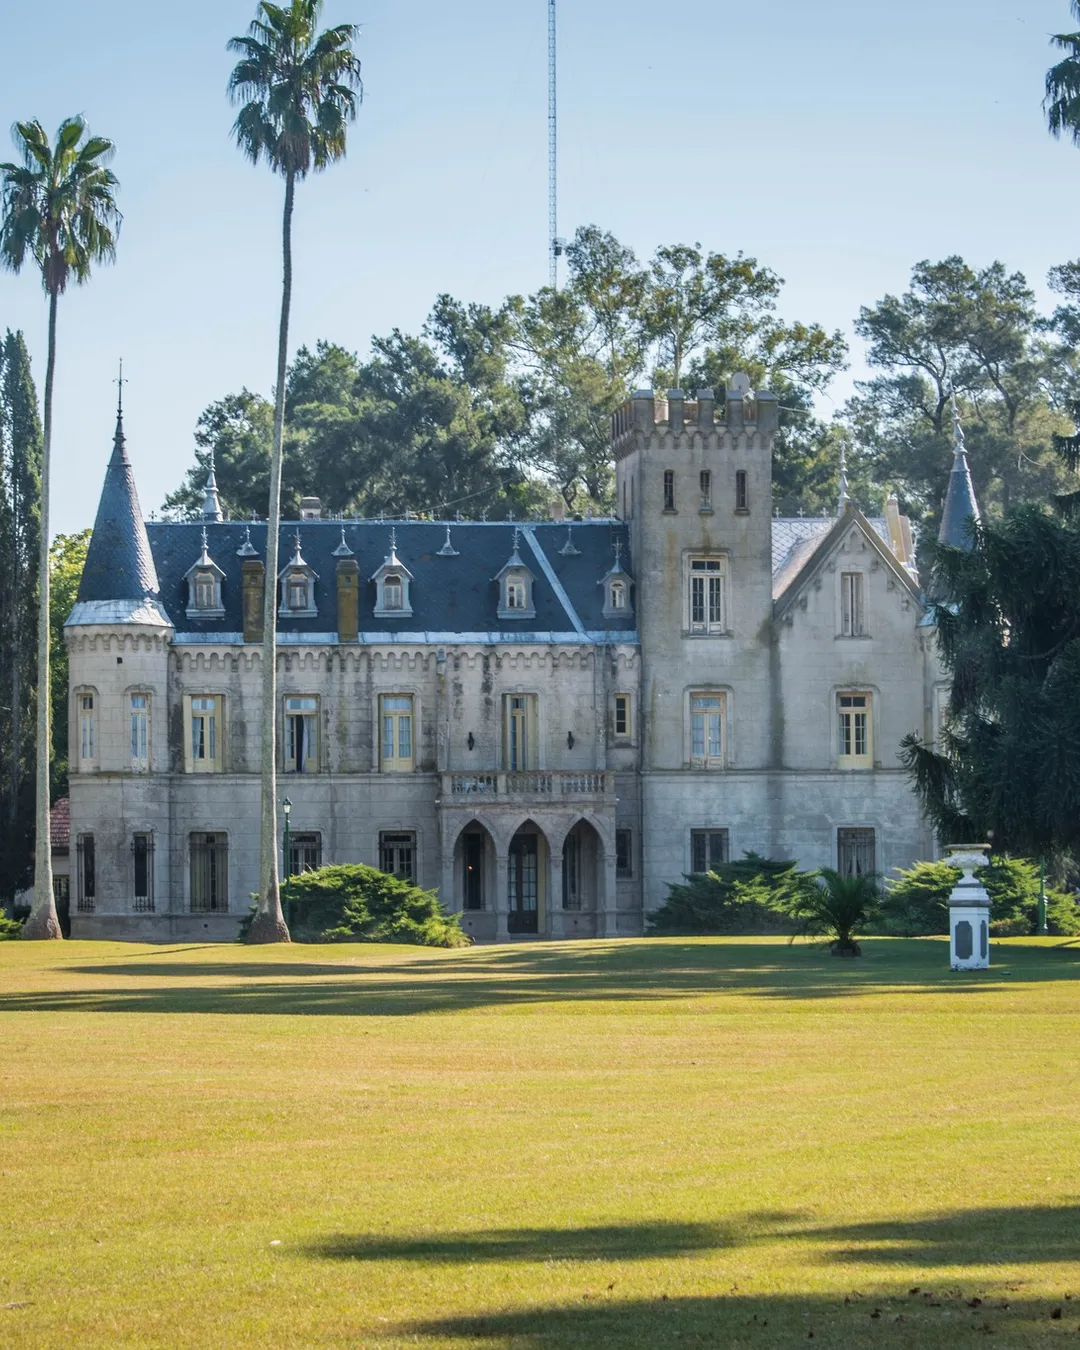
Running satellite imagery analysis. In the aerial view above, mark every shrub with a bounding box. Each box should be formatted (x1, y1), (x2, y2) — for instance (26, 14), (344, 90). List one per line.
(882, 856), (1080, 937)
(770, 867), (880, 956)
(0, 915), (24, 941)
(648, 853), (803, 935)
(240, 864), (470, 947)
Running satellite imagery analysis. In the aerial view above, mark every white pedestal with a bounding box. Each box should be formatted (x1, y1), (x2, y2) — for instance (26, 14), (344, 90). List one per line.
(946, 845), (991, 970)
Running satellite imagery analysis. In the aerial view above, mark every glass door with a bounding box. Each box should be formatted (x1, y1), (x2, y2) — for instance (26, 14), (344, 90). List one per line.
(508, 835), (538, 933)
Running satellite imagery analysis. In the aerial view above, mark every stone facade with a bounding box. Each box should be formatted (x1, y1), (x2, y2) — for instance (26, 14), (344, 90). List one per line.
(65, 381), (949, 941)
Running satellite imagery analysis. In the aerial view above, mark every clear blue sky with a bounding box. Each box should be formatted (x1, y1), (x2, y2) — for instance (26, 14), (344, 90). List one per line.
(2, 0), (1079, 535)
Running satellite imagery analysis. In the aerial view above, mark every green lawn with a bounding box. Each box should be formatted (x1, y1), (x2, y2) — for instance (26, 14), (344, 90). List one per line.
(2, 936), (1079, 1348)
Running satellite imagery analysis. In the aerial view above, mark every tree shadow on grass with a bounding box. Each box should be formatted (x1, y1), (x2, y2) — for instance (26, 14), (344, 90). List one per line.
(372, 1206), (1080, 1346)
(308, 1220), (745, 1265)
(3, 941), (1075, 1017)
(774, 1205), (1080, 1269)
(400, 1291), (1080, 1348)
(307, 1205), (1080, 1275)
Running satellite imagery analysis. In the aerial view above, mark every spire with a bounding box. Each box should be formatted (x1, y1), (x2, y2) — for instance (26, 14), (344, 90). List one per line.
(437, 525), (459, 557)
(202, 447), (223, 522)
(236, 523), (258, 557)
(938, 393), (981, 551)
(77, 383), (161, 605)
(332, 525), (354, 558)
(838, 442), (850, 516)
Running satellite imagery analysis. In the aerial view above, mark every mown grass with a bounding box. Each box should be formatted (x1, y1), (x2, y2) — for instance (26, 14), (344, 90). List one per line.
(1, 935), (1079, 1348)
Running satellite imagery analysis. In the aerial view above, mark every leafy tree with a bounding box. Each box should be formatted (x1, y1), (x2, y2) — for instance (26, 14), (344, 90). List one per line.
(882, 857), (1080, 937)
(771, 867), (880, 957)
(845, 258), (1072, 548)
(240, 863), (469, 946)
(647, 853), (804, 935)
(901, 505), (1080, 859)
(227, 0), (362, 944)
(0, 117), (120, 940)
(48, 530), (90, 799)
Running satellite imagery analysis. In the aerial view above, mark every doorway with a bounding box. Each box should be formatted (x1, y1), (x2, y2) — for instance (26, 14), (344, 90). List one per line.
(508, 833), (539, 934)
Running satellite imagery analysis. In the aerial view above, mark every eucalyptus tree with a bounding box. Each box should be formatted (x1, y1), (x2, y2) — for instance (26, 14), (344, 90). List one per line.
(227, 0), (362, 943)
(0, 118), (119, 939)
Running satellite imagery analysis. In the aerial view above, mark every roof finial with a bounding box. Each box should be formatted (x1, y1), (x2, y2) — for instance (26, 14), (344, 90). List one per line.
(236, 522), (258, 557)
(332, 525), (354, 558)
(110, 358), (129, 461)
(613, 536), (622, 567)
(438, 524), (460, 557)
(951, 387), (967, 460)
(559, 524), (580, 557)
(837, 441), (850, 517)
(201, 444), (223, 522)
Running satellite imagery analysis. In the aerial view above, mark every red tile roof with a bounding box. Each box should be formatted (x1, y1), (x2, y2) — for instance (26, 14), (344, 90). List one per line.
(50, 797), (70, 851)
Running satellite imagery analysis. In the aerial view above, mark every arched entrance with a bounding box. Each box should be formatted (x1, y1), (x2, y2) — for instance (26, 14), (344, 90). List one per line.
(508, 820), (548, 935)
(560, 818), (603, 937)
(452, 819), (497, 943)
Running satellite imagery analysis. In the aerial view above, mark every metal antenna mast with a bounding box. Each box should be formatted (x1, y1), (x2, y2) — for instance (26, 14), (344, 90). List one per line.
(548, 0), (561, 289)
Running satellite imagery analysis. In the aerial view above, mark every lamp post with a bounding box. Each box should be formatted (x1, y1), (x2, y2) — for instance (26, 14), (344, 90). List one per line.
(282, 797), (292, 895)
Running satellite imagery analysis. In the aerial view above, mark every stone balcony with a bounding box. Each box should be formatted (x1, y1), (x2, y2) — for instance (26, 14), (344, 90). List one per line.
(440, 770), (612, 805)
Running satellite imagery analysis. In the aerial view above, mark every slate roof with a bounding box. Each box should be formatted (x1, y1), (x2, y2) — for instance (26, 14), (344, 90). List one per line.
(144, 519), (636, 639)
(771, 516), (892, 592)
(78, 411), (160, 604)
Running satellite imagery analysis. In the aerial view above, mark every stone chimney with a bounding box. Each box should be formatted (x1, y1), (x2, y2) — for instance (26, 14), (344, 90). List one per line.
(299, 496), (322, 521)
(242, 559), (264, 642)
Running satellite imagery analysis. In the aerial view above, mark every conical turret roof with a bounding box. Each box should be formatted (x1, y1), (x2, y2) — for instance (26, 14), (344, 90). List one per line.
(938, 398), (981, 551)
(76, 406), (161, 605)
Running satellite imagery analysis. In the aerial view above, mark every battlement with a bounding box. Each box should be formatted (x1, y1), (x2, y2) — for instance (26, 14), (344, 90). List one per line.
(611, 379), (779, 458)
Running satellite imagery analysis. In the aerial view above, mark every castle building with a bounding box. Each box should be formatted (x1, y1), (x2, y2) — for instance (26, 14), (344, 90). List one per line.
(64, 380), (958, 941)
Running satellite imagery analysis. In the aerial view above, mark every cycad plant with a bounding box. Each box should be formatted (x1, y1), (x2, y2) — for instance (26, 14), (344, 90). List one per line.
(776, 867), (880, 957)
(0, 117), (120, 940)
(227, 0), (362, 943)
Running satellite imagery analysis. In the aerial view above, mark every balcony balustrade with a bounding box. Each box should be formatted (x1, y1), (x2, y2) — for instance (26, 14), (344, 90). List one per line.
(442, 770), (611, 802)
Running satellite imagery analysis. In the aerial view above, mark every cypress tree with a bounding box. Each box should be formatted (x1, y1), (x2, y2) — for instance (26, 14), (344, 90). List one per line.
(0, 331), (41, 904)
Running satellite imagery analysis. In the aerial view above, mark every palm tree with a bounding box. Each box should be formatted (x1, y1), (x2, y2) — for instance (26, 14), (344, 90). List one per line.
(0, 118), (120, 940)
(1045, 3), (1080, 143)
(781, 868), (880, 957)
(227, 1), (362, 943)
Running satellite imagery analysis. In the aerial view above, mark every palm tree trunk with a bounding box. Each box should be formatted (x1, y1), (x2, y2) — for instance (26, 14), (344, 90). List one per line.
(22, 289), (59, 940)
(247, 170), (295, 944)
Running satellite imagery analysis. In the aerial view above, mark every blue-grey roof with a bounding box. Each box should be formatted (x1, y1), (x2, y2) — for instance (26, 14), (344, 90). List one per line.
(938, 449), (981, 550)
(771, 515), (891, 576)
(143, 519), (636, 639)
(77, 413), (160, 604)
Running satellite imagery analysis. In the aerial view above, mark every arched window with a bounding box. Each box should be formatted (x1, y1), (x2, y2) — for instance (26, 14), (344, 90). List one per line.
(505, 575), (527, 610)
(609, 579), (626, 610)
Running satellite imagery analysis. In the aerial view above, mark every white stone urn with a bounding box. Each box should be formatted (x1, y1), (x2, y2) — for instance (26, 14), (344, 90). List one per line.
(945, 844), (991, 970)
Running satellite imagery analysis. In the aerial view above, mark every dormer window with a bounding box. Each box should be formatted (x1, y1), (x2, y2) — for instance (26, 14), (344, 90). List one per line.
(184, 528), (226, 619)
(372, 530), (414, 618)
(494, 529), (537, 621)
(278, 531), (318, 618)
(599, 537), (634, 622)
